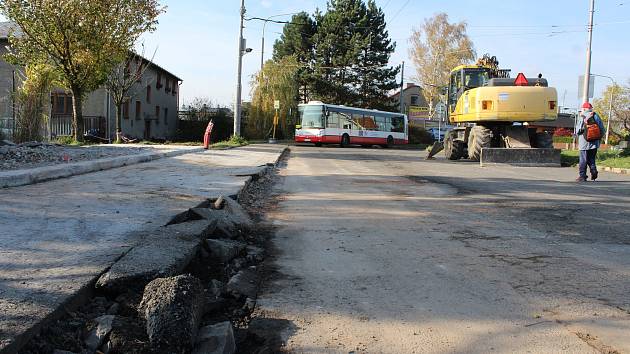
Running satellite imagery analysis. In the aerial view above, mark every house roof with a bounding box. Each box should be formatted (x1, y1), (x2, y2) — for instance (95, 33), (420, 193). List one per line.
(0, 21), (181, 82)
(0, 21), (21, 39)
(389, 83), (421, 98)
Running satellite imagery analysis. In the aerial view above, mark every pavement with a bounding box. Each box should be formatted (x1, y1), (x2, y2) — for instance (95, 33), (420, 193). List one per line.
(0, 144), (206, 188)
(257, 145), (630, 353)
(0, 144), (287, 353)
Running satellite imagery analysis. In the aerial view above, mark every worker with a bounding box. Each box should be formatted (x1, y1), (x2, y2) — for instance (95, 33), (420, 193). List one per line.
(576, 102), (605, 182)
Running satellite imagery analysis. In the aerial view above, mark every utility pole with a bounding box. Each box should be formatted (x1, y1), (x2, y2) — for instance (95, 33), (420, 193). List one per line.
(399, 61), (405, 114)
(234, 0), (246, 137)
(581, 0), (595, 105)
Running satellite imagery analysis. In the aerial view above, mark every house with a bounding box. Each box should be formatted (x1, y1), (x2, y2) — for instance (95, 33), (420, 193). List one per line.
(389, 83), (429, 123)
(0, 22), (17, 138)
(0, 21), (182, 141)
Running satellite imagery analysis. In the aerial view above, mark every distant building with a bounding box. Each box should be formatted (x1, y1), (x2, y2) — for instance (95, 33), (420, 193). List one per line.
(0, 21), (182, 141)
(389, 83), (429, 121)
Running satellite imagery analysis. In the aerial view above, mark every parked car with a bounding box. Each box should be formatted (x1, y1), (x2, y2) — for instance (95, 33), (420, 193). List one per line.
(427, 126), (453, 141)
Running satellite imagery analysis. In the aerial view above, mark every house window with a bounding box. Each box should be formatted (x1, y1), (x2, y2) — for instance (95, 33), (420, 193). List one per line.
(155, 105), (160, 125)
(146, 85), (151, 103)
(122, 101), (130, 119)
(172, 79), (177, 96)
(165, 77), (171, 92)
(164, 107), (168, 125)
(53, 95), (65, 114)
(410, 95), (419, 106)
(157, 72), (162, 90)
(136, 58), (143, 82)
(135, 101), (141, 120)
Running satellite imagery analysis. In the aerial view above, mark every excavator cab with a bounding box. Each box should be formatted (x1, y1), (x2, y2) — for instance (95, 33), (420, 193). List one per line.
(447, 67), (491, 115)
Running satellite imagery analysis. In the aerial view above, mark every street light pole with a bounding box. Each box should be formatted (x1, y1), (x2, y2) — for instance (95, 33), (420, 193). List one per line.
(260, 13), (299, 71)
(591, 73), (616, 145)
(581, 0), (595, 105)
(399, 61), (405, 114)
(234, 0), (246, 137)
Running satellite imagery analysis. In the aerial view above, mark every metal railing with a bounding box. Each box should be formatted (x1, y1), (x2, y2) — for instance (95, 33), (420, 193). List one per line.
(50, 115), (107, 138)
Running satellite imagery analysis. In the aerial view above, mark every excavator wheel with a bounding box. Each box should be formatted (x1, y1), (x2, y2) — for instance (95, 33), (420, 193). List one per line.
(468, 125), (492, 161)
(444, 132), (463, 160)
(534, 132), (554, 149)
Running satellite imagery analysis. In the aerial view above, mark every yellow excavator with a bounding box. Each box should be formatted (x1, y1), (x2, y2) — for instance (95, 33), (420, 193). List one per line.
(439, 55), (560, 165)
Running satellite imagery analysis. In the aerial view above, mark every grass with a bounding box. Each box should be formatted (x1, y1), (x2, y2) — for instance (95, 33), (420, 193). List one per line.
(210, 135), (249, 149)
(561, 149), (630, 169)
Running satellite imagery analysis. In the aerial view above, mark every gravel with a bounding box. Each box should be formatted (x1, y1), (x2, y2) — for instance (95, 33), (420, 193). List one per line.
(0, 142), (151, 171)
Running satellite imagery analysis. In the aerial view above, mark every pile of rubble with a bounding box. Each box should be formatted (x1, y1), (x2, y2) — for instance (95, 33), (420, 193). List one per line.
(0, 140), (148, 171)
(21, 194), (274, 354)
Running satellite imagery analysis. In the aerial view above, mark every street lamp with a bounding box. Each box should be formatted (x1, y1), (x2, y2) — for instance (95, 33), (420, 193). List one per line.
(260, 13), (299, 71)
(234, 0), (253, 137)
(590, 73), (616, 145)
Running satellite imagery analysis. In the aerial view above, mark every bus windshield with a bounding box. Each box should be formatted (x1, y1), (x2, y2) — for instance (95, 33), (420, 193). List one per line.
(299, 105), (324, 128)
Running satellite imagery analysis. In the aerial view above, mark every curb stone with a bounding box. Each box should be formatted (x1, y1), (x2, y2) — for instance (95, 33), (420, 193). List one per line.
(602, 166), (629, 174)
(0, 147), (204, 189)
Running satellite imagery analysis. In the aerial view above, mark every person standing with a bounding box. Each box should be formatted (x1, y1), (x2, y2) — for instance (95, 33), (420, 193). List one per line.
(576, 102), (605, 182)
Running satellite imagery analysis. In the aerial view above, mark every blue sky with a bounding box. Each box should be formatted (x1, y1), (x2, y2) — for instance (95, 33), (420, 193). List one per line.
(5, 1), (630, 108)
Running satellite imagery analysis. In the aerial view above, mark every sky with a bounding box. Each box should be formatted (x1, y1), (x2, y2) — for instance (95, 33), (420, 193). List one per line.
(4, 1), (630, 109)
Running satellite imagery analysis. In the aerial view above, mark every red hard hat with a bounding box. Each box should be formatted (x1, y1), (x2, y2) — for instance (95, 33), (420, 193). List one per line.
(582, 102), (593, 109)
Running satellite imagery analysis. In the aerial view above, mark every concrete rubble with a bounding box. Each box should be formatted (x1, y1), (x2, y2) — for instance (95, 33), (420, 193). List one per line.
(84, 315), (115, 352)
(227, 269), (259, 299)
(140, 274), (206, 351)
(191, 195), (254, 239)
(192, 321), (236, 354)
(96, 219), (216, 293)
(205, 239), (247, 263)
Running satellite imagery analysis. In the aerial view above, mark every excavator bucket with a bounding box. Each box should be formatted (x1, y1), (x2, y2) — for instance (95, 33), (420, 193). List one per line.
(426, 142), (444, 160)
(480, 148), (561, 167)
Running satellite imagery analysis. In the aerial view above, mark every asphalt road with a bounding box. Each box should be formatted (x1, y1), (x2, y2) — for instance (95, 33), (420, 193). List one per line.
(257, 145), (630, 354)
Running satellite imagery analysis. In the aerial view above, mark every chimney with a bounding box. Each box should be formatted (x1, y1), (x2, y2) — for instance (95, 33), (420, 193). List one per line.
(406, 83), (415, 89)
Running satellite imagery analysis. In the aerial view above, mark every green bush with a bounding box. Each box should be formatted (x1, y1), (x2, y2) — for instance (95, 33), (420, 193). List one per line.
(553, 136), (573, 144)
(54, 136), (79, 145)
(408, 125), (434, 145)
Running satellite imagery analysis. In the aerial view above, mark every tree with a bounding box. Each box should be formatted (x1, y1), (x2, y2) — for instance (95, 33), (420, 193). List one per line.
(106, 50), (153, 143)
(594, 81), (630, 134)
(271, 0), (399, 109)
(0, 0), (164, 142)
(312, 0), (399, 108)
(409, 13), (476, 109)
(354, 1), (399, 110)
(273, 12), (317, 103)
(13, 64), (60, 143)
(248, 56), (299, 139)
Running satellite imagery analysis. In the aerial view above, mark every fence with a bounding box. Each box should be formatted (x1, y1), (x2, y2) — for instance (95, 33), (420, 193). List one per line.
(50, 115), (107, 139)
(0, 117), (14, 139)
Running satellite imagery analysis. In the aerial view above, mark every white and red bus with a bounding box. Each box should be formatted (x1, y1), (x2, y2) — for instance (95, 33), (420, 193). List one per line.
(295, 101), (408, 147)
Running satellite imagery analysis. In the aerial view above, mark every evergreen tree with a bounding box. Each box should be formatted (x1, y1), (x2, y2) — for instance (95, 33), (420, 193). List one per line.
(272, 0), (398, 109)
(272, 12), (317, 103)
(354, 0), (399, 111)
(313, 0), (398, 109)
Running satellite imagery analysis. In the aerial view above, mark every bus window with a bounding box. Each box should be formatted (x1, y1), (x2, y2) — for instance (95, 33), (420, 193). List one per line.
(375, 116), (386, 131)
(339, 112), (352, 129)
(363, 115), (377, 130)
(326, 110), (340, 128)
(298, 105), (324, 128)
(351, 113), (363, 130)
(391, 116), (404, 133)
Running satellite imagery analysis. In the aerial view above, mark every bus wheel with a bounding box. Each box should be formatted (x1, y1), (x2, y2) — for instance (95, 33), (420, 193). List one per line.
(386, 136), (394, 148)
(340, 134), (350, 148)
(315, 142), (322, 147)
